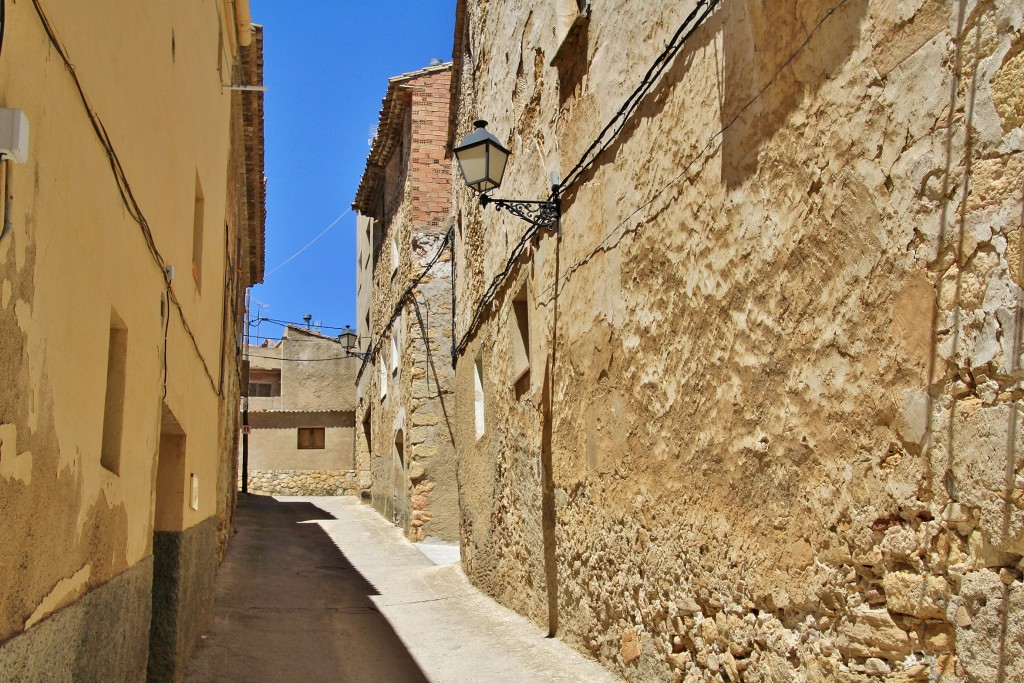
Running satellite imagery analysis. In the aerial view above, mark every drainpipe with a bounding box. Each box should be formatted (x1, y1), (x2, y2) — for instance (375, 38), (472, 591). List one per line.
(234, 0), (252, 47)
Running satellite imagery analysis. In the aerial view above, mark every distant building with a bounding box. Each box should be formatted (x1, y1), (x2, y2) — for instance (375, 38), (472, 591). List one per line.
(0, 2), (264, 680)
(353, 62), (459, 542)
(243, 325), (362, 496)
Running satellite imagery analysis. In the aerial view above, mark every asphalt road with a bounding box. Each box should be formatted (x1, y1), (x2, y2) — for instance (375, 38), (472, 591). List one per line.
(185, 494), (620, 683)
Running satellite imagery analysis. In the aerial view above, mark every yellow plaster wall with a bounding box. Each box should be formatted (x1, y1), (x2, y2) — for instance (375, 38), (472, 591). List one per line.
(0, 0), (249, 642)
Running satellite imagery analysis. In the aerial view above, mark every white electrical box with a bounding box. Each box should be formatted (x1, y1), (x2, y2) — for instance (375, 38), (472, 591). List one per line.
(0, 109), (29, 164)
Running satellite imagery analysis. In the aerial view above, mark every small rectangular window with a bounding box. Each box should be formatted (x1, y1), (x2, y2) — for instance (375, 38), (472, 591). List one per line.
(192, 173), (205, 291)
(297, 427), (326, 449)
(248, 383), (272, 397)
(391, 237), (400, 278)
(391, 335), (399, 376)
(101, 311), (129, 474)
(511, 285), (530, 390)
(380, 354), (388, 401)
(474, 351), (485, 439)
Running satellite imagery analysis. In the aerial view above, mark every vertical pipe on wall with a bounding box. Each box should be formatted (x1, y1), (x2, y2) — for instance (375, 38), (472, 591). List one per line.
(241, 289), (250, 493)
(234, 0), (252, 47)
(0, 158), (11, 241)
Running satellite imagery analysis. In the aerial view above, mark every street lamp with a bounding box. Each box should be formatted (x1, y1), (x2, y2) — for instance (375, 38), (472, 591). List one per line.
(453, 120), (560, 231)
(339, 325), (372, 361)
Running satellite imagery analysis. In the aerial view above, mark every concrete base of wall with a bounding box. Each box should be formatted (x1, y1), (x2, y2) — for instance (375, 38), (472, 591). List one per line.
(0, 557), (154, 683)
(148, 517), (218, 683)
(242, 469), (365, 496)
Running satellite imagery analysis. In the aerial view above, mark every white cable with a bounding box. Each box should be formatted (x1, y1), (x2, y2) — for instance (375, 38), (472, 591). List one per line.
(264, 207), (351, 277)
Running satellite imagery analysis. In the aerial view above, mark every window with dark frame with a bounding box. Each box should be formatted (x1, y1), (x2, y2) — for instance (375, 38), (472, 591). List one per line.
(297, 427), (326, 449)
(248, 382), (273, 397)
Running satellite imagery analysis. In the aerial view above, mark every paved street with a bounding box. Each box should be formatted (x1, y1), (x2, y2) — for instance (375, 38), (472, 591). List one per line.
(185, 494), (620, 683)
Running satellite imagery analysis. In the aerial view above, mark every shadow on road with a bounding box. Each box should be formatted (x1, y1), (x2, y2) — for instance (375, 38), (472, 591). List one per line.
(185, 494), (428, 683)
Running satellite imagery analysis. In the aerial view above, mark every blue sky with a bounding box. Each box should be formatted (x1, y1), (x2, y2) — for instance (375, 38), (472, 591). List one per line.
(248, 1), (457, 343)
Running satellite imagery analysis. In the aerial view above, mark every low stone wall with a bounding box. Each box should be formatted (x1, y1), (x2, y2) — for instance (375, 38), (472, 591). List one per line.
(241, 469), (364, 497)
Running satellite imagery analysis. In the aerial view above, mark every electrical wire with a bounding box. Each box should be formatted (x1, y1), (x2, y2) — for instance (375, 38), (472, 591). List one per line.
(246, 333), (367, 345)
(246, 355), (360, 363)
(31, 0), (223, 396)
(450, 224), (457, 367)
(453, 218), (539, 360)
(248, 317), (346, 331)
(264, 208), (351, 278)
(354, 227), (454, 383)
(555, 0), (721, 196)
(447, 1), (723, 359)
(538, 0), (855, 302)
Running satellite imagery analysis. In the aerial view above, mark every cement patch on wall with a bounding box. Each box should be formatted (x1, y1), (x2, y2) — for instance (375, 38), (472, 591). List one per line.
(0, 557), (153, 683)
(148, 517), (217, 683)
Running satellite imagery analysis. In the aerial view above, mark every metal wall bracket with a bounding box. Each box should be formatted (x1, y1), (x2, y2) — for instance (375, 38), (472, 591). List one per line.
(480, 194), (560, 231)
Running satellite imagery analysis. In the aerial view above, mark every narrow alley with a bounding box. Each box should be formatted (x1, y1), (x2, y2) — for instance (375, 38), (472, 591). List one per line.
(184, 495), (620, 683)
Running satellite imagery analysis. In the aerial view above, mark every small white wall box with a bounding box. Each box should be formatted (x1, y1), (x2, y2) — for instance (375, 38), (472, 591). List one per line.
(0, 109), (29, 164)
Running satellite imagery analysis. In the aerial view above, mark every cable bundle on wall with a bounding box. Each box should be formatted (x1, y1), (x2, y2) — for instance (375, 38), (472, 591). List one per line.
(449, 1), (723, 361)
(354, 226), (455, 382)
(30, 0), (220, 395)
(555, 0), (721, 196)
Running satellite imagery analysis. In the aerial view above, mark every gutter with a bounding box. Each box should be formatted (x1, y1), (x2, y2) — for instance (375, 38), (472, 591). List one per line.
(234, 0), (252, 47)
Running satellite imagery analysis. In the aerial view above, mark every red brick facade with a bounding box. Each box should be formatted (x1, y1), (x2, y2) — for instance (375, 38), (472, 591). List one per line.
(409, 69), (452, 229)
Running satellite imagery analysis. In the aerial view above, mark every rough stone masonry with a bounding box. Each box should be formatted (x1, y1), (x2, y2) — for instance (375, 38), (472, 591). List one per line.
(450, 0), (1024, 681)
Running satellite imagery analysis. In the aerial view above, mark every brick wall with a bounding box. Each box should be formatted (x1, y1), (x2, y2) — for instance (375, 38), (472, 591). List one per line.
(410, 69), (453, 230)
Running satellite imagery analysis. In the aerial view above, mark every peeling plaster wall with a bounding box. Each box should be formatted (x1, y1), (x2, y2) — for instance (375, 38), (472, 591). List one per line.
(0, 0), (259, 675)
(453, 1), (1024, 681)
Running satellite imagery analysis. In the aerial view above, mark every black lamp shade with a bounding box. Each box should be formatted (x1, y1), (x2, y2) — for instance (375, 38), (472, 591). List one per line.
(453, 120), (510, 193)
(339, 325), (357, 350)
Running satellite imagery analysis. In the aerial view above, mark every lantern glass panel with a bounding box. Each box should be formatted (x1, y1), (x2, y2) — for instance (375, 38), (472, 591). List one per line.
(457, 143), (488, 190)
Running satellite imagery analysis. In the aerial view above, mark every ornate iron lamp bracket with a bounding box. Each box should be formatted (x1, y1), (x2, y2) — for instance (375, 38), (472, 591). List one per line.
(480, 194), (560, 231)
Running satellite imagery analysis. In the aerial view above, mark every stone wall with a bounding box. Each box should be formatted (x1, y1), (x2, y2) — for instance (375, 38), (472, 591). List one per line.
(354, 64), (460, 541)
(452, 0), (1023, 681)
(243, 469), (365, 497)
(406, 231), (458, 541)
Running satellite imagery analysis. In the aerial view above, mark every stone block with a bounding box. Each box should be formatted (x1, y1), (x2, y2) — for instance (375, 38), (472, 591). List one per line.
(882, 571), (951, 620)
(620, 628), (641, 663)
(836, 607), (912, 659)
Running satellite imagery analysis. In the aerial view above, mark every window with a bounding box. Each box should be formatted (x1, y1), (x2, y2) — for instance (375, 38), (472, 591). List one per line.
(380, 354), (388, 400)
(297, 427), (326, 449)
(248, 382), (272, 397)
(474, 351), (485, 439)
(248, 369), (280, 397)
(362, 410), (372, 459)
(557, 0), (590, 43)
(511, 284), (531, 393)
(101, 310), (128, 474)
(391, 237), (400, 278)
(391, 335), (399, 376)
(372, 219), (384, 271)
(192, 173), (205, 290)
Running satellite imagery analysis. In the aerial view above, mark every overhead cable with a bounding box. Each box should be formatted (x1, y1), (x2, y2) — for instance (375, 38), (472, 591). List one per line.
(556, 0), (721, 195)
(355, 227), (454, 383)
(31, 0), (220, 395)
(264, 208), (351, 278)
